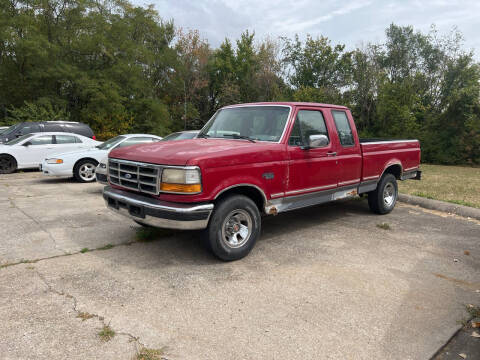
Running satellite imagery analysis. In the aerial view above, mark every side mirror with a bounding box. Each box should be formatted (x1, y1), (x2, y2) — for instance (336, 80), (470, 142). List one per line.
(307, 134), (329, 148)
(23, 141), (31, 146)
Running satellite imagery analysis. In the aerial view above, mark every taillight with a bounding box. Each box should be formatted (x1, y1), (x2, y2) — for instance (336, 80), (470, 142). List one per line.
(92, 135), (96, 140)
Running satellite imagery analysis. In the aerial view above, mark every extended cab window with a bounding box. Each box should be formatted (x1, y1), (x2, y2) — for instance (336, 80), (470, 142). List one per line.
(289, 110), (329, 147)
(332, 110), (354, 146)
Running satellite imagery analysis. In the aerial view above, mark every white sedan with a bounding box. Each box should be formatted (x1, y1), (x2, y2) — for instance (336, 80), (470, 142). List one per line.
(41, 134), (162, 182)
(0, 132), (100, 174)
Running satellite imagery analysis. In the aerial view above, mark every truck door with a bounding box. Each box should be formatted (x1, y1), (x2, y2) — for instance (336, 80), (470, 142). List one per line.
(330, 109), (362, 188)
(286, 108), (338, 197)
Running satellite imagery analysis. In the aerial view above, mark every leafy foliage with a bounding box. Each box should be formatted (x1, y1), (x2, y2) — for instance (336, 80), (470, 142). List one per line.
(5, 100), (69, 125)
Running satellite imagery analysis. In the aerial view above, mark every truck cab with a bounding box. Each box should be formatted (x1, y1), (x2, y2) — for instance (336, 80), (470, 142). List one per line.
(103, 102), (421, 261)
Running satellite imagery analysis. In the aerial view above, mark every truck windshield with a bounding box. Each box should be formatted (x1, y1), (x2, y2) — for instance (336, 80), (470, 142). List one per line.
(199, 106), (290, 142)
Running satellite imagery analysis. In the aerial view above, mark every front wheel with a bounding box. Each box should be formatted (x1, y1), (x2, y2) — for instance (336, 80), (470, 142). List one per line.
(205, 194), (261, 261)
(74, 159), (98, 182)
(368, 173), (398, 214)
(0, 155), (17, 174)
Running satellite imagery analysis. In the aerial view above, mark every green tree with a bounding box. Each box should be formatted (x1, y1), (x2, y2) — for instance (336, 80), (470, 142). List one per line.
(282, 34), (352, 90)
(3, 100), (68, 125)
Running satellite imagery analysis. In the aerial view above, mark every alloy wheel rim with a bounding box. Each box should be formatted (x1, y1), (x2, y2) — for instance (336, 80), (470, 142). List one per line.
(221, 209), (253, 248)
(79, 163), (95, 181)
(383, 182), (395, 207)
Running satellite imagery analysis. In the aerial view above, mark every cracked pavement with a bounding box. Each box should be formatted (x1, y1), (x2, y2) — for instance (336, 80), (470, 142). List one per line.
(1, 172), (479, 359)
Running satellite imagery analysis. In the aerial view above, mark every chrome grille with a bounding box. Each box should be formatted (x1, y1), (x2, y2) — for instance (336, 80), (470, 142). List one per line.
(108, 159), (161, 195)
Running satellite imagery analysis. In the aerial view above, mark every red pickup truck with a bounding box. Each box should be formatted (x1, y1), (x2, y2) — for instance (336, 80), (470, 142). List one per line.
(103, 102), (421, 260)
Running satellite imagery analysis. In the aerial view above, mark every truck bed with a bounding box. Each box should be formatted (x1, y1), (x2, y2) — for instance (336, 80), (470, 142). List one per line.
(359, 139), (421, 182)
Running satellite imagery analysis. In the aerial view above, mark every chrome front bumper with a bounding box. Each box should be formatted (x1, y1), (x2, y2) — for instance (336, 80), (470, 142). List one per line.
(103, 186), (213, 230)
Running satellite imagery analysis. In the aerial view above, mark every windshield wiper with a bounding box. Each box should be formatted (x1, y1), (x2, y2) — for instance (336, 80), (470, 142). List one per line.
(197, 133), (210, 139)
(222, 134), (256, 143)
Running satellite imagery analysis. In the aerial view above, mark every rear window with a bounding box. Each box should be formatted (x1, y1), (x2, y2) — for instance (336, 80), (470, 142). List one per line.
(55, 135), (80, 144)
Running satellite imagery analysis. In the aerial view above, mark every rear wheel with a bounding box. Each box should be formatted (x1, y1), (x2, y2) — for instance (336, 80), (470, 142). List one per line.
(368, 173), (398, 214)
(0, 155), (17, 174)
(205, 194), (261, 261)
(73, 159), (98, 182)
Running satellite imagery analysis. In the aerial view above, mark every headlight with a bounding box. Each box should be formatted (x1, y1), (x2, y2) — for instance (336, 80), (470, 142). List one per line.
(160, 167), (201, 193)
(99, 163), (106, 168)
(46, 159), (63, 164)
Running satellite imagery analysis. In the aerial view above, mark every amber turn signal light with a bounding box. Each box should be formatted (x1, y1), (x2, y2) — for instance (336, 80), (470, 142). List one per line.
(160, 183), (201, 193)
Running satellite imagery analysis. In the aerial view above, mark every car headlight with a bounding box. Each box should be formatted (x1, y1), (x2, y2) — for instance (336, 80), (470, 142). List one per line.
(99, 163), (106, 168)
(46, 158), (63, 164)
(160, 167), (201, 193)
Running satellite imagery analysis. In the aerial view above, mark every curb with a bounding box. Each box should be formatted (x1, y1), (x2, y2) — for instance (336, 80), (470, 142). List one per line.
(398, 193), (480, 221)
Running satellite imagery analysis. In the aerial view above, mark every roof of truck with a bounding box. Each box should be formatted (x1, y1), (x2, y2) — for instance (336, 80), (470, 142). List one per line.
(222, 102), (349, 110)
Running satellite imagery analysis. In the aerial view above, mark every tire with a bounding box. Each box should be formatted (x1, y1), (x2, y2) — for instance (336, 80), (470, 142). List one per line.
(73, 159), (98, 182)
(205, 194), (261, 261)
(368, 173), (398, 214)
(0, 154), (17, 174)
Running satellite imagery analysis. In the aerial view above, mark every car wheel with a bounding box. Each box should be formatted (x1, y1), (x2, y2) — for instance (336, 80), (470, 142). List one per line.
(368, 173), (398, 214)
(0, 154), (17, 174)
(205, 194), (261, 261)
(74, 159), (98, 182)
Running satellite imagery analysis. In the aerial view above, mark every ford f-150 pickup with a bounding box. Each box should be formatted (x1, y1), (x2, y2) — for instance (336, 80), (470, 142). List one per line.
(103, 102), (421, 260)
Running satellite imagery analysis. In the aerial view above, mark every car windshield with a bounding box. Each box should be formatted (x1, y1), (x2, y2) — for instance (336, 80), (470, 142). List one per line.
(96, 135), (126, 150)
(162, 132), (198, 141)
(5, 134), (33, 145)
(1, 123), (22, 136)
(199, 106), (290, 142)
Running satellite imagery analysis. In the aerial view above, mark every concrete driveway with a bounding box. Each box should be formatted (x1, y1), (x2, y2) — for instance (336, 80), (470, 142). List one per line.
(1, 172), (479, 359)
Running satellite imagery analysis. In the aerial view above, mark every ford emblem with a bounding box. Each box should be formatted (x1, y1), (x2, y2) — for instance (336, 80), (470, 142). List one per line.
(124, 173), (132, 179)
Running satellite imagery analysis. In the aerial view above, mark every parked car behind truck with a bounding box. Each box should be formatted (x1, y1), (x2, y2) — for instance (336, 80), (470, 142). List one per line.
(42, 134), (162, 182)
(0, 132), (100, 174)
(103, 102), (421, 261)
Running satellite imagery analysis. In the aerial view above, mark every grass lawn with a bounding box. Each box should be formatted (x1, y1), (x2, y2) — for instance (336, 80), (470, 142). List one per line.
(398, 164), (480, 209)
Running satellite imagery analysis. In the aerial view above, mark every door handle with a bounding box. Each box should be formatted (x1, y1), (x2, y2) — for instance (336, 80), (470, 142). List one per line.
(327, 151), (337, 156)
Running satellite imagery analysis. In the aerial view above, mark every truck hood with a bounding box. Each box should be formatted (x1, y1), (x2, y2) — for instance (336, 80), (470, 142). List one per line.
(109, 139), (283, 167)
